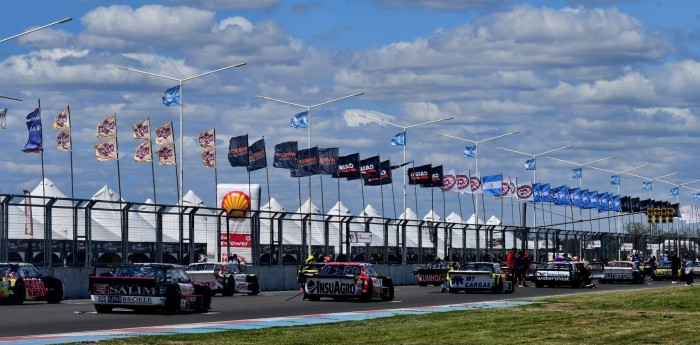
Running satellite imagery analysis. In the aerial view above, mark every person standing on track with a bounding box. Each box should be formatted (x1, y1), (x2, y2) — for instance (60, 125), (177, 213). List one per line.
(684, 254), (694, 286)
(671, 253), (681, 284)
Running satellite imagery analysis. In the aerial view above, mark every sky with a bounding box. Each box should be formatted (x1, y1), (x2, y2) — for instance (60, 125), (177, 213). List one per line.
(1, 0), (700, 229)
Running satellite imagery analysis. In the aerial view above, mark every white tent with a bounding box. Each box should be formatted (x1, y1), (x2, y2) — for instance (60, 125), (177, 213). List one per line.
(355, 204), (388, 247)
(91, 185), (163, 242)
(326, 201), (352, 249)
(259, 197), (286, 247)
(399, 208), (419, 247)
(422, 210), (445, 259)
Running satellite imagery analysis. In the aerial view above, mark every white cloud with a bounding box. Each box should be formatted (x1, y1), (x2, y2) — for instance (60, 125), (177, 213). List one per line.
(168, 0), (278, 10)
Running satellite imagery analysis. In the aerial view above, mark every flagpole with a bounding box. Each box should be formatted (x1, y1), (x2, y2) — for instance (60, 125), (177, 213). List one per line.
(148, 118), (157, 206)
(262, 136), (271, 208)
(66, 105), (75, 199)
(114, 116), (123, 201)
(38, 99), (45, 199)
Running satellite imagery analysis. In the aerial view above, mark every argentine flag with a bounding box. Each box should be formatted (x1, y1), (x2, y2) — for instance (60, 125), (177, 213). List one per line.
(482, 174), (503, 196)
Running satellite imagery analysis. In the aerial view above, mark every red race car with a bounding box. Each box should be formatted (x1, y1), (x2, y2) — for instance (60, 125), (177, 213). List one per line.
(303, 262), (394, 301)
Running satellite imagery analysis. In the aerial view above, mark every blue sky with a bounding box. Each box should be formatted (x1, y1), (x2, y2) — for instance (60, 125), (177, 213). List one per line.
(1, 0), (700, 229)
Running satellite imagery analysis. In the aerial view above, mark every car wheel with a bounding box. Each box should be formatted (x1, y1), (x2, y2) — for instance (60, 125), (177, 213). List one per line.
(12, 279), (25, 305)
(247, 276), (260, 295)
(360, 279), (373, 302)
(304, 293), (320, 301)
(46, 279), (63, 304)
(535, 281), (543, 288)
(195, 285), (212, 312)
(222, 276), (234, 296)
(164, 285), (181, 314)
(94, 304), (113, 313)
(381, 279), (394, 301)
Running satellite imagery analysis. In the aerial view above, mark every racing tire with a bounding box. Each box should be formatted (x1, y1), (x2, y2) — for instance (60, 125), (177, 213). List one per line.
(164, 285), (181, 315)
(94, 304), (113, 314)
(535, 281), (543, 288)
(11, 279), (25, 305)
(448, 287), (458, 293)
(246, 276), (260, 296)
(223, 276), (235, 296)
(491, 280), (502, 294)
(45, 279), (63, 304)
(304, 293), (320, 301)
(418, 282), (427, 287)
(600, 278), (607, 284)
(360, 279), (373, 302)
(195, 285), (212, 313)
(381, 279), (395, 301)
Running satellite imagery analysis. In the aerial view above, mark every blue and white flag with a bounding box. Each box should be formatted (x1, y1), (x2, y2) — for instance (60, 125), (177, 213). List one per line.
(570, 188), (582, 207)
(554, 186), (569, 205)
(693, 193), (700, 201)
(541, 183), (551, 202)
(290, 111), (309, 128)
(524, 159), (535, 170)
(162, 85), (181, 106)
(670, 187), (679, 196)
(571, 167), (582, 179)
(532, 183), (541, 203)
(482, 174), (503, 196)
(464, 146), (476, 158)
(580, 189), (590, 208)
(611, 175), (620, 185)
(22, 108), (43, 153)
(598, 192), (609, 212)
(642, 181), (652, 191)
(613, 195), (621, 211)
(391, 132), (406, 146)
(588, 190), (599, 209)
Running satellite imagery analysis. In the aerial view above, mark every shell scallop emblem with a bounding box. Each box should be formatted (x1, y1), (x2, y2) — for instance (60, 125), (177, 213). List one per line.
(221, 191), (251, 218)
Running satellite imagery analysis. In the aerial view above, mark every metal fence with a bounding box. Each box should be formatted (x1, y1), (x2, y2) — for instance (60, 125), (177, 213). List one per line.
(1, 193), (698, 267)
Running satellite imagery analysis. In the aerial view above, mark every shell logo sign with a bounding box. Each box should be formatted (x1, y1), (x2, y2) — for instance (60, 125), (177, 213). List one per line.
(221, 190), (251, 218)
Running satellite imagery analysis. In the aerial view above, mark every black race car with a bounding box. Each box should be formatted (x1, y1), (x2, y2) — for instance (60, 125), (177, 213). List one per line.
(413, 262), (451, 286)
(534, 261), (591, 288)
(89, 263), (212, 314)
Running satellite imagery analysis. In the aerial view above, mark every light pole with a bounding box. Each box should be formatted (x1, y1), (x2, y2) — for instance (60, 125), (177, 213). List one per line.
(496, 145), (573, 228)
(356, 115), (454, 215)
(119, 62), (247, 205)
(256, 92), (364, 256)
(437, 131), (520, 223)
(0, 17), (72, 44)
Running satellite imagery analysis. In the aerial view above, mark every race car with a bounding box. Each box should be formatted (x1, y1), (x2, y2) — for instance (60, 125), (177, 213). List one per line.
(693, 261), (700, 277)
(0, 263), (63, 304)
(303, 262), (394, 301)
(186, 262), (260, 296)
(89, 263), (212, 314)
(652, 261), (681, 281)
(443, 262), (514, 293)
(599, 261), (644, 284)
(534, 261), (591, 288)
(412, 262), (450, 286)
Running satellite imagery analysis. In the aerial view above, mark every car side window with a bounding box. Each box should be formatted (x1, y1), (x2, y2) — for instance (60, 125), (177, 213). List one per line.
(19, 265), (40, 278)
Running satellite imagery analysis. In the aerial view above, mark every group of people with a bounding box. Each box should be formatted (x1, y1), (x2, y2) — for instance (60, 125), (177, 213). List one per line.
(630, 251), (694, 286)
(506, 247), (531, 287)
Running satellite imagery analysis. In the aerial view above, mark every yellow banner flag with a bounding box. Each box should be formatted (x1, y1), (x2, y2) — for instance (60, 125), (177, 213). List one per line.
(132, 119), (151, 141)
(155, 122), (174, 145)
(201, 148), (216, 168)
(94, 138), (118, 161)
(96, 114), (117, 139)
(134, 141), (152, 162)
(57, 130), (71, 151)
(156, 143), (176, 165)
(198, 128), (215, 148)
(52, 106), (70, 130)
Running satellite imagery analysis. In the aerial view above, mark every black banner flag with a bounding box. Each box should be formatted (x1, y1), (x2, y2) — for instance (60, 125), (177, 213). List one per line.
(228, 134), (249, 167)
(365, 160), (392, 186)
(421, 165), (443, 188)
(247, 138), (267, 171)
(333, 153), (361, 180)
(273, 141), (298, 169)
(408, 164), (431, 185)
(291, 147), (320, 177)
(318, 148), (339, 175)
(360, 155), (380, 181)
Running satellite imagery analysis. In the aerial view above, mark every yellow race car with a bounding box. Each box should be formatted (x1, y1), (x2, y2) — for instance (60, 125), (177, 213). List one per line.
(652, 261), (681, 281)
(0, 263), (63, 304)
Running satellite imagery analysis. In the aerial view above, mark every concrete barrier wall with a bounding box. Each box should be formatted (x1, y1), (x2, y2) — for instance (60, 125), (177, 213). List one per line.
(40, 265), (423, 299)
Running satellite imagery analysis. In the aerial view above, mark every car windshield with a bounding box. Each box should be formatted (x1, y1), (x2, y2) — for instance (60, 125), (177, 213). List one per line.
(115, 265), (165, 278)
(187, 264), (221, 271)
(459, 263), (493, 272)
(319, 265), (361, 276)
(607, 262), (632, 268)
(657, 262), (671, 268)
(545, 263), (571, 270)
(0, 264), (14, 277)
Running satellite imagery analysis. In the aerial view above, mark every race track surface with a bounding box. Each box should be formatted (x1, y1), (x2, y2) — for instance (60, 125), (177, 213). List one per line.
(0, 280), (673, 339)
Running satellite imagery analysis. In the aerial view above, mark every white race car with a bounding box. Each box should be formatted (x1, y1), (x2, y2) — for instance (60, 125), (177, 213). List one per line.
(186, 262), (260, 296)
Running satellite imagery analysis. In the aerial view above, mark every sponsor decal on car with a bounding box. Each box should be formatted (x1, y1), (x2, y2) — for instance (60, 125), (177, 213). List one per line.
(604, 273), (633, 280)
(450, 274), (493, 288)
(305, 278), (358, 295)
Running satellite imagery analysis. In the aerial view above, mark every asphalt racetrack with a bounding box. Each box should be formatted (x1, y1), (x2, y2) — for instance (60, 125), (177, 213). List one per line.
(0, 280), (673, 338)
